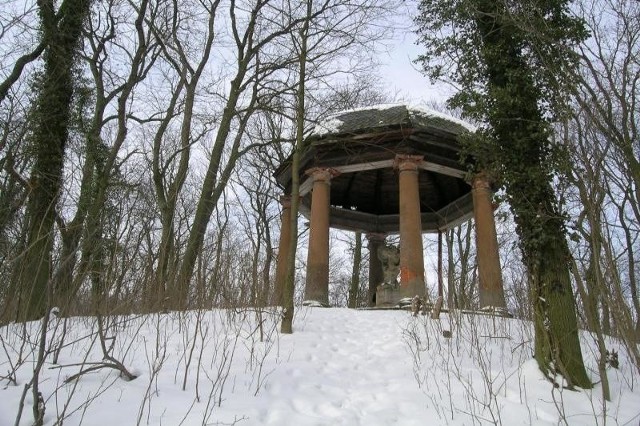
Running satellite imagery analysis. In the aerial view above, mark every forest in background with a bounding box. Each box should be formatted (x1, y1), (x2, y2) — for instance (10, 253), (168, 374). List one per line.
(0, 0), (639, 423)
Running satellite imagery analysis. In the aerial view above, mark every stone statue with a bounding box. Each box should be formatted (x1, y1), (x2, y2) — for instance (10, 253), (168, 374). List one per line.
(377, 243), (400, 286)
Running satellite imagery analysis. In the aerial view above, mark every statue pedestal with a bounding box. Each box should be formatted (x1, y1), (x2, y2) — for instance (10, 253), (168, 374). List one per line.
(376, 283), (399, 307)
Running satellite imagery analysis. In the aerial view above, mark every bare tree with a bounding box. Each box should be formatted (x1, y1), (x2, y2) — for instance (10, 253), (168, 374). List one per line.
(348, 232), (362, 308)
(278, 0), (398, 332)
(50, 0), (159, 314)
(172, 0), (320, 309)
(445, 223), (476, 310)
(231, 150), (279, 308)
(144, 0), (221, 310)
(571, 0), (640, 339)
(0, 1), (43, 104)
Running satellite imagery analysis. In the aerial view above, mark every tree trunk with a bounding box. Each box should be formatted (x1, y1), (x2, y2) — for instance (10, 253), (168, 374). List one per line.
(474, 0), (591, 388)
(52, 76), (107, 313)
(348, 232), (362, 308)
(458, 224), (473, 308)
(151, 0), (218, 310)
(618, 204), (640, 339)
(174, 84), (246, 308)
(13, 0), (92, 321)
(446, 229), (456, 309)
(73, 0), (152, 314)
(282, 0), (312, 334)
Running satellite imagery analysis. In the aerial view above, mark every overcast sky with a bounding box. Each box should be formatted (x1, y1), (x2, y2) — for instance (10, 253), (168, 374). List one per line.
(374, 3), (455, 107)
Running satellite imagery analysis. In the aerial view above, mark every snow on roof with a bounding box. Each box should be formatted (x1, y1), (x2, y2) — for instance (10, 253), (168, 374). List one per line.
(310, 103), (476, 137)
(311, 116), (344, 136)
(407, 104), (477, 132)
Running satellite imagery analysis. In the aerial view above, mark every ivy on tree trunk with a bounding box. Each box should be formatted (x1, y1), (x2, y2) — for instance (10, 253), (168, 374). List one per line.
(415, 0), (592, 388)
(12, 0), (92, 321)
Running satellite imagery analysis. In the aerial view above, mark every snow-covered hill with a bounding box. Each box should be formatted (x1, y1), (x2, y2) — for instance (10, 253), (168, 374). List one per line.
(1, 308), (638, 425)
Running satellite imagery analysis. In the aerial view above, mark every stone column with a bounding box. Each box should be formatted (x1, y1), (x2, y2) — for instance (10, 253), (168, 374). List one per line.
(273, 196), (292, 306)
(471, 173), (506, 308)
(366, 233), (386, 307)
(304, 168), (336, 305)
(396, 155), (426, 299)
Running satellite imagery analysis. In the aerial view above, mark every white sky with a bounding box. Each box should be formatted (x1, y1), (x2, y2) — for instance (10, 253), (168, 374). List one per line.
(377, 5), (454, 106)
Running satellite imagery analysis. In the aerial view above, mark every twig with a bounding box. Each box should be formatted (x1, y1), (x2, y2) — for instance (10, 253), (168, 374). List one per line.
(63, 361), (137, 384)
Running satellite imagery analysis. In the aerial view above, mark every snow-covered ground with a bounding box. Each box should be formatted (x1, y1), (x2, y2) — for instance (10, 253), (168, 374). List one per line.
(1, 308), (639, 425)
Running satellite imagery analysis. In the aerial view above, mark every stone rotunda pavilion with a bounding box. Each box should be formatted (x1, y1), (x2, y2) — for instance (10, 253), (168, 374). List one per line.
(273, 104), (506, 309)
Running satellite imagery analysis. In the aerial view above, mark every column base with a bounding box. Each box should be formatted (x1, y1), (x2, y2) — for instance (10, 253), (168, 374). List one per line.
(376, 283), (399, 308)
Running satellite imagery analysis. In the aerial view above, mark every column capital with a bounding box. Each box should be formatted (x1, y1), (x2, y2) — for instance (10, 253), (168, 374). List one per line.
(365, 232), (387, 242)
(279, 195), (292, 208)
(394, 155), (423, 172)
(471, 172), (494, 190)
(471, 174), (500, 210)
(305, 167), (340, 183)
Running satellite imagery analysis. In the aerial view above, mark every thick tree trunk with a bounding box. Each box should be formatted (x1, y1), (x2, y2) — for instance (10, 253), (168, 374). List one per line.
(474, 0), (591, 388)
(152, 0), (217, 309)
(174, 85), (245, 308)
(529, 229), (591, 388)
(13, 0), (92, 321)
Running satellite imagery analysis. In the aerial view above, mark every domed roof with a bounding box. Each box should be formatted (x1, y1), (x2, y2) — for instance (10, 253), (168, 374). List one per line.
(274, 104), (476, 233)
(309, 104), (474, 140)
